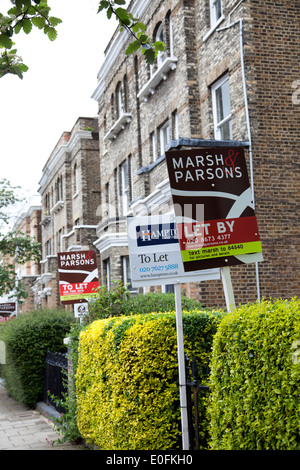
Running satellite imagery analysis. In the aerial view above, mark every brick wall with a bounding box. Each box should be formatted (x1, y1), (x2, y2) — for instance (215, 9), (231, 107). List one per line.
(93, 0), (300, 308)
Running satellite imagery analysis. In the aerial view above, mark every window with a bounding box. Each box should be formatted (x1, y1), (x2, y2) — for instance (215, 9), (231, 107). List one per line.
(55, 176), (63, 202)
(122, 256), (132, 290)
(211, 74), (232, 140)
(116, 81), (124, 120)
(121, 160), (129, 215)
(46, 239), (51, 256)
(103, 259), (111, 290)
(160, 121), (170, 155)
(210, 0), (222, 27)
(57, 228), (63, 252)
(172, 110), (179, 140)
(150, 131), (157, 162)
(73, 164), (78, 195)
(155, 22), (166, 68)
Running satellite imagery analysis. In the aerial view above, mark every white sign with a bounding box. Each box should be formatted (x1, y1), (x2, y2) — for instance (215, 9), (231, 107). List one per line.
(73, 303), (88, 318)
(127, 214), (220, 287)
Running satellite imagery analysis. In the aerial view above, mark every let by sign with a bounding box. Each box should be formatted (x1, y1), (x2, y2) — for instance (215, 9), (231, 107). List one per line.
(165, 146), (263, 272)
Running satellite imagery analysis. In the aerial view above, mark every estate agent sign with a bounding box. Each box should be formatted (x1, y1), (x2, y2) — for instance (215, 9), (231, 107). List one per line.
(127, 214), (220, 287)
(0, 302), (16, 322)
(165, 146), (263, 272)
(57, 250), (99, 304)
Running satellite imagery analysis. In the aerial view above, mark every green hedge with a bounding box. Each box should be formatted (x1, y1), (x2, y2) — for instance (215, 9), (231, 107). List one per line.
(86, 281), (204, 322)
(209, 298), (300, 450)
(76, 309), (222, 450)
(0, 308), (74, 408)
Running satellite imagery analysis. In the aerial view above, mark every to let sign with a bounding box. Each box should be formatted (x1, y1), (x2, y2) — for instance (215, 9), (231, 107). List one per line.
(165, 146), (263, 272)
(57, 251), (99, 304)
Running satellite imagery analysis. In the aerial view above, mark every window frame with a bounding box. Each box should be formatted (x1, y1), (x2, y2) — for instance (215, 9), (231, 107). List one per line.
(211, 74), (233, 140)
(210, 0), (223, 27)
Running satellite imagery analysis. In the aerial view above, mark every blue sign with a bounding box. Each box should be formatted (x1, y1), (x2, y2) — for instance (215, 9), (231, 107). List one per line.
(136, 222), (178, 247)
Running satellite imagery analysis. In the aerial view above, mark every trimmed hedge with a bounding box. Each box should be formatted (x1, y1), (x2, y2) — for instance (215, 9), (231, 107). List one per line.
(0, 309), (74, 408)
(76, 309), (222, 450)
(209, 298), (300, 450)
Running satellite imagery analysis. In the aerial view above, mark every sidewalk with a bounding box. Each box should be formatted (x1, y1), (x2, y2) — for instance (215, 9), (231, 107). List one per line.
(0, 382), (84, 450)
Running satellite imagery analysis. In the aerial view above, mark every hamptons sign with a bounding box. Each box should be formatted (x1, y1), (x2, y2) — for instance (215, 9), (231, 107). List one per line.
(127, 214), (220, 287)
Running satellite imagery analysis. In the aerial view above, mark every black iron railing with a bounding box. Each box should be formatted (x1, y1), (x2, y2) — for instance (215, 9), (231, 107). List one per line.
(185, 354), (211, 450)
(43, 351), (68, 413)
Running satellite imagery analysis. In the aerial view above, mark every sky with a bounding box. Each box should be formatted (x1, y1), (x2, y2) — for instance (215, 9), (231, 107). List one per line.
(0, 0), (118, 221)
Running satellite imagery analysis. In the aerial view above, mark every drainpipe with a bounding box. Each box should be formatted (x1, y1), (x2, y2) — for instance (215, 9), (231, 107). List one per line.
(217, 17), (261, 302)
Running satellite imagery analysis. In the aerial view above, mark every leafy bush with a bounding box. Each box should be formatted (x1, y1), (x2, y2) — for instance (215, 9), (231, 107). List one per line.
(0, 308), (74, 408)
(209, 298), (300, 450)
(76, 309), (222, 450)
(86, 280), (203, 322)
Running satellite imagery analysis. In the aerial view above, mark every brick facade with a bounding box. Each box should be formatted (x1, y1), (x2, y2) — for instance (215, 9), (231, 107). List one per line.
(92, 0), (300, 308)
(12, 206), (42, 314)
(35, 117), (101, 309)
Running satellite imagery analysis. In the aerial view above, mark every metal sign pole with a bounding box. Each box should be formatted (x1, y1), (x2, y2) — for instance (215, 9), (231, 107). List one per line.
(174, 282), (190, 450)
(221, 266), (236, 312)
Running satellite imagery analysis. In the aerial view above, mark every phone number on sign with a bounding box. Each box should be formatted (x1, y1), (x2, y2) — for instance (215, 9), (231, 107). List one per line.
(139, 264), (179, 273)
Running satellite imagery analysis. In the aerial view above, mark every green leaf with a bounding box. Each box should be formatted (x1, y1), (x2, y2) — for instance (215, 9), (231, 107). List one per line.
(31, 16), (46, 29)
(132, 22), (146, 33)
(125, 40), (141, 55)
(49, 16), (62, 27)
(114, 0), (126, 4)
(115, 7), (130, 22)
(106, 6), (113, 20)
(144, 47), (156, 65)
(22, 19), (32, 35)
(0, 34), (13, 49)
(154, 40), (166, 52)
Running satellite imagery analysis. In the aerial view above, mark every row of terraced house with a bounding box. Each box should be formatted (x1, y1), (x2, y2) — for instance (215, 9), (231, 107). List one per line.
(13, 0), (300, 314)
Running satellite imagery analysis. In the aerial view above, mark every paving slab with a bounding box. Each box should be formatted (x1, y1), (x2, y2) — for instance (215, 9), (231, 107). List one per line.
(0, 383), (84, 450)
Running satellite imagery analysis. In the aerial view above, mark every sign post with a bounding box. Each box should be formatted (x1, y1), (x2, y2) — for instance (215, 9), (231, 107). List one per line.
(127, 214), (220, 450)
(174, 282), (189, 450)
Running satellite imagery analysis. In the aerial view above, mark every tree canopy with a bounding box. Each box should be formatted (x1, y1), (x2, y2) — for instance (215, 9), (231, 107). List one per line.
(0, 0), (165, 79)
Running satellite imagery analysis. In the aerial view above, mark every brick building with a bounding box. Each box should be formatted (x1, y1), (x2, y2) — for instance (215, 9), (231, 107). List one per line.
(92, 0), (300, 307)
(12, 205), (42, 314)
(34, 117), (101, 309)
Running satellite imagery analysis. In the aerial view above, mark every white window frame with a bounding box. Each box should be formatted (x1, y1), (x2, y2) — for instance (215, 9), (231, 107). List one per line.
(211, 74), (233, 140)
(210, 0), (223, 27)
(104, 259), (111, 290)
(160, 121), (170, 155)
(122, 256), (132, 289)
(121, 160), (129, 216)
(156, 23), (166, 68)
(151, 131), (157, 162)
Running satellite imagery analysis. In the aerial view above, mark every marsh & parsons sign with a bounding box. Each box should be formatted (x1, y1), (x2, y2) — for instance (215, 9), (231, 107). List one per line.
(57, 251), (99, 304)
(165, 146), (263, 272)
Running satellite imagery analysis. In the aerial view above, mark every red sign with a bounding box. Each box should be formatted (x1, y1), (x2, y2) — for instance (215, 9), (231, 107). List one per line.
(0, 302), (16, 313)
(165, 146), (263, 271)
(57, 251), (99, 304)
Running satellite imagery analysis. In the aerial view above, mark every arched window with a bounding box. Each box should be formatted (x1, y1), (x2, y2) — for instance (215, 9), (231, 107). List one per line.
(155, 22), (166, 67)
(116, 81), (124, 119)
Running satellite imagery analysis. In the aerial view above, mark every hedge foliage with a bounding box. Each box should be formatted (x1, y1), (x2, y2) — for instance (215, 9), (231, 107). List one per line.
(209, 298), (300, 450)
(86, 281), (204, 322)
(76, 309), (222, 450)
(0, 308), (74, 408)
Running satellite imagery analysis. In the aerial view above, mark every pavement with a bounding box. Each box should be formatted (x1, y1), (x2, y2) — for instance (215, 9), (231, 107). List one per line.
(0, 380), (85, 450)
